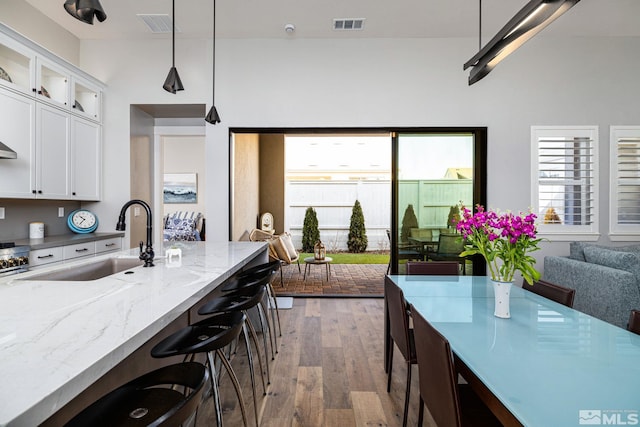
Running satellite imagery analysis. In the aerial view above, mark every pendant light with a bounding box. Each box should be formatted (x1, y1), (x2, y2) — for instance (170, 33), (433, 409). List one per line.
(63, 0), (107, 25)
(205, 0), (221, 124)
(163, 0), (184, 94)
(464, 0), (581, 85)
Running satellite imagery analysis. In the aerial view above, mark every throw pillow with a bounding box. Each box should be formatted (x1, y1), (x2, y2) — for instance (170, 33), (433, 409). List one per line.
(281, 232), (298, 260)
(166, 211), (201, 231)
(269, 236), (292, 263)
(570, 241), (640, 262)
(583, 246), (640, 279)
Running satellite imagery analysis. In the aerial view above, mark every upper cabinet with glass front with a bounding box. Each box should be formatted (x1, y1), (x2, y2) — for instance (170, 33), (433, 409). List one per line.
(0, 24), (103, 122)
(0, 31), (34, 96)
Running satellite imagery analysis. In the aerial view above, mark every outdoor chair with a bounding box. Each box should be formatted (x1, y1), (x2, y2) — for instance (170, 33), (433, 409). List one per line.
(426, 233), (467, 274)
(628, 310), (640, 335)
(386, 229), (422, 274)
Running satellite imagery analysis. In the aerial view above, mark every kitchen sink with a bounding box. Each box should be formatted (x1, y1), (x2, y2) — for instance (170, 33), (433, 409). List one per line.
(22, 258), (144, 281)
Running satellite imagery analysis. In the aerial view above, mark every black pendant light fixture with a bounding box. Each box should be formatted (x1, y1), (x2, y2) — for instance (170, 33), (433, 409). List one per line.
(63, 0), (107, 25)
(205, 0), (221, 124)
(163, 0), (184, 94)
(464, 0), (581, 85)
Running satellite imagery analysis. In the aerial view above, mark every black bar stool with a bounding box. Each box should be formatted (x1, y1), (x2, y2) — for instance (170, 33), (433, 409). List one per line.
(64, 362), (207, 427)
(151, 311), (251, 427)
(223, 261), (282, 352)
(198, 282), (273, 388)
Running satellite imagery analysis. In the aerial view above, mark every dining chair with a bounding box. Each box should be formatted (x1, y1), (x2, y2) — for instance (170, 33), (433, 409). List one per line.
(406, 261), (459, 276)
(384, 279), (416, 427)
(628, 310), (640, 335)
(410, 304), (502, 427)
(522, 278), (576, 308)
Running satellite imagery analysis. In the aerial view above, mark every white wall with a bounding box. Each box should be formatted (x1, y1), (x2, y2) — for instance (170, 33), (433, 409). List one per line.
(4, 8), (639, 263)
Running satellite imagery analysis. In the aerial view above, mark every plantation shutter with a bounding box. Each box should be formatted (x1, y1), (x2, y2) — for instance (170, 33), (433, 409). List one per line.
(531, 126), (599, 238)
(609, 126), (640, 239)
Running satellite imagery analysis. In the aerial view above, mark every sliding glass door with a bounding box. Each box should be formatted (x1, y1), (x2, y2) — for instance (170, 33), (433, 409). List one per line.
(390, 130), (486, 275)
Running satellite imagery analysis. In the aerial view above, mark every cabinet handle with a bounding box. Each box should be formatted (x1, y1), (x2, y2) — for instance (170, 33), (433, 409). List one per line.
(37, 254), (54, 259)
(38, 190), (42, 194)
(105, 243), (116, 247)
(37, 90), (42, 95)
(75, 248), (89, 252)
(32, 190), (36, 194)
(72, 192), (76, 196)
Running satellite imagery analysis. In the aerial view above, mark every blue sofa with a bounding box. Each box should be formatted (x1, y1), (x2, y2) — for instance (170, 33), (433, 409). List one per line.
(543, 242), (640, 329)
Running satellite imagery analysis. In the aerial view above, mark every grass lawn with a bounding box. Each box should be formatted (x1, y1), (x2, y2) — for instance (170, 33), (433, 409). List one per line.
(299, 252), (390, 264)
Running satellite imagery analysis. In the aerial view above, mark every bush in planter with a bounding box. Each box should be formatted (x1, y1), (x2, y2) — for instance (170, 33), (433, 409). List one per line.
(401, 204), (419, 242)
(347, 200), (368, 253)
(302, 207), (320, 253)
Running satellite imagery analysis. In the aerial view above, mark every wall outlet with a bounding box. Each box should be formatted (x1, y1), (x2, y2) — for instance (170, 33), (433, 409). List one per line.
(0, 207), (4, 219)
(58, 207), (64, 217)
(134, 207), (140, 217)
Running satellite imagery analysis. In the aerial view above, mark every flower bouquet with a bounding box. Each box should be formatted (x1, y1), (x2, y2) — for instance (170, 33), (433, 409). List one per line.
(456, 204), (542, 285)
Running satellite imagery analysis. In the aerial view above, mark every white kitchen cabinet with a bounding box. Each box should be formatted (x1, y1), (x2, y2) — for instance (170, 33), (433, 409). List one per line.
(0, 87), (35, 198)
(0, 23), (104, 201)
(35, 103), (70, 199)
(95, 237), (123, 254)
(70, 116), (101, 200)
(63, 242), (96, 260)
(0, 31), (34, 96)
(72, 77), (101, 122)
(29, 246), (64, 268)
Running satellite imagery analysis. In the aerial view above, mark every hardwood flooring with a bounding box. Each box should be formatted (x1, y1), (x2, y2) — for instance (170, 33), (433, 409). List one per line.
(198, 298), (437, 427)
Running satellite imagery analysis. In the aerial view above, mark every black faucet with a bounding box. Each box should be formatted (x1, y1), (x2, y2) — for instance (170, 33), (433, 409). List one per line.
(115, 199), (154, 267)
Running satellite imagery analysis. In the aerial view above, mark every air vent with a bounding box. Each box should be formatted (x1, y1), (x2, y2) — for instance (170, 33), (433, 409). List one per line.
(333, 18), (365, 31)
(137, 14), (181, 33)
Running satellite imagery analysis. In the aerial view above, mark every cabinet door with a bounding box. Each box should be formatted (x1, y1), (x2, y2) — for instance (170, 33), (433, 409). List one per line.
(71, 116), (101, 200)
(35, 58), (69, 109)
(36, 103), (70, 199)
(0, 31), (34, 96)
(0, 87), (35, 198)
(72, 76), (101, 122)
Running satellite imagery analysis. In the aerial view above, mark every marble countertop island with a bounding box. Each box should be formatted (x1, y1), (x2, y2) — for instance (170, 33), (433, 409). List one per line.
(0, 241), (268, 427)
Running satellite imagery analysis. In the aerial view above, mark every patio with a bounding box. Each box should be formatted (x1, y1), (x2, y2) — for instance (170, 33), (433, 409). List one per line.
(272, 262), (387, 297)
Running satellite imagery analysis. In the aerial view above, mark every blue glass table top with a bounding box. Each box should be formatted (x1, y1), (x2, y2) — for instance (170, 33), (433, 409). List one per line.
(387, 275), (640, 427)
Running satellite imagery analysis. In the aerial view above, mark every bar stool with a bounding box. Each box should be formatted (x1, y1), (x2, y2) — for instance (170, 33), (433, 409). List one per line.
(151, 311), (251, 427)
(64, 362), (207, 427)
(198, 281), (274, 387)
(223, 261), (282, 351)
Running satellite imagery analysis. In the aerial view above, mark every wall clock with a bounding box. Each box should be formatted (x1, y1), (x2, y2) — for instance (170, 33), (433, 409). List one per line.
(67, 209), (99, 234)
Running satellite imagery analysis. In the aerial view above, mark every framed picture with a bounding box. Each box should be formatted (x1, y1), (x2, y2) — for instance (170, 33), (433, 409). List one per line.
(163, 173), (197, 203)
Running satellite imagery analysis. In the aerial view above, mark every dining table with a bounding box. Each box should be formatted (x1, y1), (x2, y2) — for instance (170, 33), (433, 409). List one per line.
(384, 275), (640, 427)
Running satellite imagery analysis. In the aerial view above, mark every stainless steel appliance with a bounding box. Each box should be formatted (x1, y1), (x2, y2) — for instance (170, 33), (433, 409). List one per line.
(0, 243), (30, 276)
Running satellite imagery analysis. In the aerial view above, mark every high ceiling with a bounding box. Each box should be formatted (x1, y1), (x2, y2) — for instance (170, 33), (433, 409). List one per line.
(23, 0), (640, 41)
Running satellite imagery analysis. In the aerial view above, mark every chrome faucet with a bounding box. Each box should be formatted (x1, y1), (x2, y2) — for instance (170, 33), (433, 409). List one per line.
(115, 199), (154, 267)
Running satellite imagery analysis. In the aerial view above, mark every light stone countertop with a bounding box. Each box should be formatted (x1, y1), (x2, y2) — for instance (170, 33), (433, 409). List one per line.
(0, 240), (268, 427)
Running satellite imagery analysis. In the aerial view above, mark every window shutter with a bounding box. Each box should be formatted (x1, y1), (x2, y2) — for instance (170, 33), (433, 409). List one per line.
(609, 126), (640, 240)
(531, 126), (599, 240)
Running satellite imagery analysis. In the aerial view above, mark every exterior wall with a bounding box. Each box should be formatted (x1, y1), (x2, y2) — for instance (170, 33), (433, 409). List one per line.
(259, 134), (285, 234)
(232, 133), (260, 240)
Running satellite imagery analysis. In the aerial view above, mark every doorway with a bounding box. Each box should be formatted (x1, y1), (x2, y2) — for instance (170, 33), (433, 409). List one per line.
(230, 127), (487, 278)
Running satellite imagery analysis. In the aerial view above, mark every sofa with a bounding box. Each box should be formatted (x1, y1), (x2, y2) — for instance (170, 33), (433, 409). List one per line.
(544, 242), (640, 328)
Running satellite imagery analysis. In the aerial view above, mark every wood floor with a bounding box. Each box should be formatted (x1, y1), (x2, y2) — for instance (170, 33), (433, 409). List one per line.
(198, 297), (437, 427)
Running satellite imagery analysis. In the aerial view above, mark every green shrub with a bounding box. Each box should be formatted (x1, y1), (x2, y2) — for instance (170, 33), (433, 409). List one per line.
(302, 207), (320, 253)
(347, 200), (368, 253)
(401, 204), (418, 242)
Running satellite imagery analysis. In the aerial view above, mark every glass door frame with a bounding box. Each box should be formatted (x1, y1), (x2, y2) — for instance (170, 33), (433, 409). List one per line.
(389, 127), (487, 275)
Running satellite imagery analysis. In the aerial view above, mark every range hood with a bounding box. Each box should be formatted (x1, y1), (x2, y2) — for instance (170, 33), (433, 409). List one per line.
(0, 141), (17, 159)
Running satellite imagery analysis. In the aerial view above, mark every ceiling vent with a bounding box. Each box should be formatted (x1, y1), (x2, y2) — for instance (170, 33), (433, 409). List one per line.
(333, 18), (365, 31)
(137, 14), (181, 33)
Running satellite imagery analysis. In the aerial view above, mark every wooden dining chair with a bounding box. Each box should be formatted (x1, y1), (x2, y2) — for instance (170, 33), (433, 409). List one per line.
(410, 305), (502, 427)
(384, 279), (416, 427)
(628, 310), (640, 335)
(406, 261), (459, 276)
(522, 278), (576, 308)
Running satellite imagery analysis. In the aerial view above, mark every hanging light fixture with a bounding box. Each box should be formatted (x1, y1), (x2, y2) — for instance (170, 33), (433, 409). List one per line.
(63, 0), (107, 25)
(163, 0), (184, 94)
(464, 0), (581, 85)
(205, 0), (221, 124)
